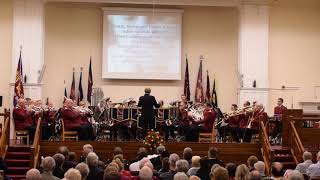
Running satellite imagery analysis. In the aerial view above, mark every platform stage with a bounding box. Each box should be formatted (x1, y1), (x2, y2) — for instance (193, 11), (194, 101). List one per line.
(40, 141), (261, 165)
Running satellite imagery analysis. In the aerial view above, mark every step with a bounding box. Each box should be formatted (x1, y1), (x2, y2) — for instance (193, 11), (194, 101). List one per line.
(5, 159), (31, 167)
(271, 146), (291, 154)
(6, 152), (31, 159)
(7, 146), (31, 152)
(7, 167), (30, 175)
(274, 154), (294, 162)
(7, 174), (26, 180)
(281, 162), (296, 170)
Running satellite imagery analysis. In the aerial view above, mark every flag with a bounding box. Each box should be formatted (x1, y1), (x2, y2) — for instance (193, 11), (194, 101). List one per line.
(205, 71), (211, 102)
(13, 49), (24, 106)
(87, 57), (93, 104)
(195, 60), (204, 103)
(46, 97), (49, 106)
(183, 57), (190, 101)
(212, 77), (218, 107)
(64, 80), (67, 98)
(70, 69), (76, 101)
(77, 68), (84, 105)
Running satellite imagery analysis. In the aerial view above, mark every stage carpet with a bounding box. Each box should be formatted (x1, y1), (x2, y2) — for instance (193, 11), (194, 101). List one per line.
(40, 141), (261, 165)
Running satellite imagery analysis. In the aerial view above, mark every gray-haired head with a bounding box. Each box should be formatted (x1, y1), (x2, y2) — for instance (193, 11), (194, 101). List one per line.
(86, 152), (99, 167)
(75, 162), (90, 180)
(176, 159), (189, 173)
(174, 172), (188, 180)
(156, 145), (166, 154)
(288, 170), (304, 180)
(26, 168), (41, 180)
(169, 153), (180, 168)
(139, 166), (153, 180)
(42, 156), (56, 172)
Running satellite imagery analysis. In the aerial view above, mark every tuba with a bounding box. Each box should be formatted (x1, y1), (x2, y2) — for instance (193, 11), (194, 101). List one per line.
(188, 103), (205, 122)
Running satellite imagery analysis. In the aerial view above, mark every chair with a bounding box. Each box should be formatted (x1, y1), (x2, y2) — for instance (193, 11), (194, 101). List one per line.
(12, 119), (30, 145)
(61, 119), (78, 141)
(199, 125), (217, 143)
(310, 176), (320, 180)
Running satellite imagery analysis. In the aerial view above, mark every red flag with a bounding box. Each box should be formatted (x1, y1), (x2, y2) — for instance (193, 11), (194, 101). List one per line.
(205, 71), (211, 102)
(87, 57), (93, 104)
(70, 69), (76, 101)
(77, 68), (84, 105)
(183, 57), (190, 101)
(195, 60), (204, 103)
(13, 49), (24, 106)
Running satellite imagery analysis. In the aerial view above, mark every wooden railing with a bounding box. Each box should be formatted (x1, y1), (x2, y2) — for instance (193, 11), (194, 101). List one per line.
(288, 119), (305, 164)
(259, 121), (274, 176)
(0, 109), (10, 158)
(31, 117), (41, 168)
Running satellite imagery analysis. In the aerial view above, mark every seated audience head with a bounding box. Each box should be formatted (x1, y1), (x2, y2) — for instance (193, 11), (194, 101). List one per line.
(208, 147), (219, 159)
(161, 157), (170, 172)
(210, 166), (229, 180)
(75, 163), (90, 180)
(157, 145), (166, 155)
(226, 163), (237, 178)
(107, 162), (120, 172)
(64, 168), (82, 180)
(139, 157), (151, 170)
(137, 147), (148, 161)
(86, 152), (99, 167)
(288, 170), (304, 180)
(248, 170), (261, 180)
(176, 159), (189, 173)
(211, 164), (221, 174)
(58, 146), (70, 160)
(247, 156), (258, 170)
(139, 166), (153, 180)
(302, 151), (312, 161)
(82, 144), (93, 157)
(53, 153), (65, 169)
(42, 156), (56, 172)
(183, 147), (193, 162)
(104, 164), (119, 179)
(254, 161), (265, 175)
(113, 158), (124, 171)
(169, 153), (180, 170)
(191, 156), (201, 168)
(113, 147), (123, 156)
(113, 154), (124, 163)
(271, 162), (283, 178)
(26, 168), (41, 180)
(174, 172), (188, 180)
(317, 151), (320, 161)
(64, 98), (74, 108)
(144, 88), (151, 94)
(161, 150), (170, 159)
(235, 164), (249, 180)
(69, 152), (77, 162)
(189, 176), (201, 180)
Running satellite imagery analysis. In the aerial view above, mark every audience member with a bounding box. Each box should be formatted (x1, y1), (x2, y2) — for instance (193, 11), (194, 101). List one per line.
(288, 170), (304, 180)
(41, 156), (60, 180)
(208, 147), (225, 168)
(151, 145), (167, 171)
(86, 152), (104, 180)
(79, 144), (94, 163)
(64, 168), (82, 180)
(187, 156), (200, 176)
(183, 148), (193, 167)
(271, 162), (283, 180)
(130, 147), (148, 171)
(53, 153), (66, 179)
(306, 151), (320, 177)
(226, 163), (237, 180)
(296, 151), (313, 174)
(69, 152), (77, 163)
(235, 164), (249, 180)
(196, 157), (210, 180)
(104, 172), (121, 180)
(248, 170), (261, 180)
(58, 146), (76, 171)
(210, 166), (229, 180)
(174, 172), (188, 180)
(159, 153), (180, 180)
(26, 168), (41, 180)
(176, 160), (189, 174)
(188, 176), (200, 180)
(253, 161), (267, 179)
(75, 162), (90, 180)
(247, 156), (258, 172)
(113, 147), (123, 156)
(139, 166), (154, 180)
(159, 157), (170, 175)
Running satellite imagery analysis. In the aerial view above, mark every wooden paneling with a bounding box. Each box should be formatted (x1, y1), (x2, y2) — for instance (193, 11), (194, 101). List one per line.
(40, 141), (261, 165)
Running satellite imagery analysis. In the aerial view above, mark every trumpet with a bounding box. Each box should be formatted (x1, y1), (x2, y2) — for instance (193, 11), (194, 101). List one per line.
(224, 106), (255, 118)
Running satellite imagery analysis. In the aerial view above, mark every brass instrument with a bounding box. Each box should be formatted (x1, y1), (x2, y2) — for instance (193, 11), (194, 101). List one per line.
(188, 103), (205, 122)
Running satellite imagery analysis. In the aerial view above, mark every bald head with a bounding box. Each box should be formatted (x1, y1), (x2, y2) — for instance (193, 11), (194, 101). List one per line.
(64, 98), (74, 108)
(18, 98), (26, 108)
(249, 170), (262, 180)
(26, 168), (41, 180)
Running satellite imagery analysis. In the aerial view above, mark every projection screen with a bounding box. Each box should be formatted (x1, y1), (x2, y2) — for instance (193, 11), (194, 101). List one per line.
(102, 7), (183, 80)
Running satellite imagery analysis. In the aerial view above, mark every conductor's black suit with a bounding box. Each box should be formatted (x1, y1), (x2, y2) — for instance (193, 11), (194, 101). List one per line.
(138, 93), (160, 135)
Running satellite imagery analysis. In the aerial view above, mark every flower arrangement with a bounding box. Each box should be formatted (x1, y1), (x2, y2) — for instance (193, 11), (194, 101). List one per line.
(143, 129), (164, 152)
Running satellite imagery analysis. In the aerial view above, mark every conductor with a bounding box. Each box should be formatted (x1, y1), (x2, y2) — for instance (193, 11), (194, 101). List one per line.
(138, 88), (162, 137)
